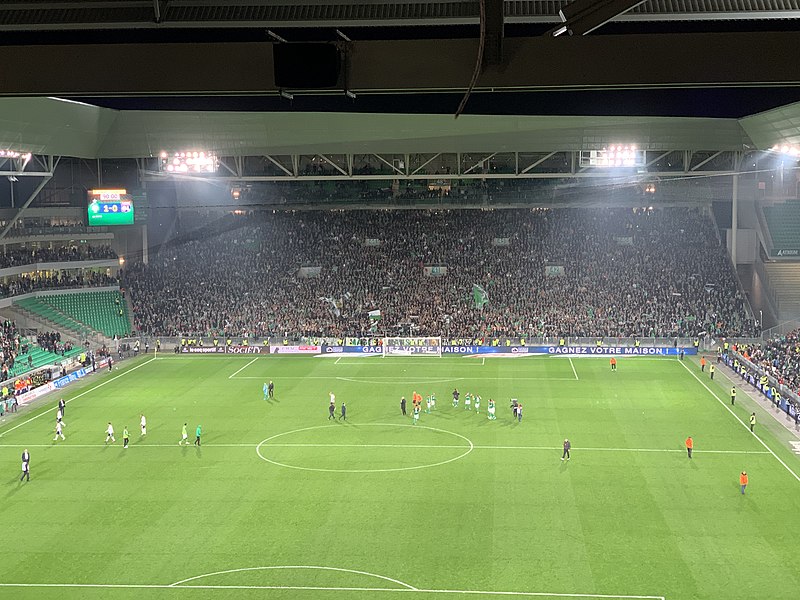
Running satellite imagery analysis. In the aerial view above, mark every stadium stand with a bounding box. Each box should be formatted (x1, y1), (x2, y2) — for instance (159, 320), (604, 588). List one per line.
(16, 292), (130, 339)
(0, 321), (77, 379)
(763, 262), (800, 318)
(127, 207), (756, 339)
(0, 272), (118, 299)
(762, 200), (800, 250)
(0, 245), (117, 269)
(742, 330), (800, 395)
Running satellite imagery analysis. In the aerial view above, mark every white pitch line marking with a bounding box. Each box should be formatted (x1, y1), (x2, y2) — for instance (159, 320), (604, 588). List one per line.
(257, 444), (768, 454)
(0, 583), (665, 599)
(170, 565), (417, 589)
(679, 360), (800, 484)
(231, 376), (578, 381)
(335, 356), (342, 365)
(256, 423), (475, 473)
(0, 443), (769, 455)
(335, 377), (465, 385)
(228, 357), (259, 379)
(568, 357), (579, 380)
(0, 444), (256, 448)
(0, 357), (157, 439)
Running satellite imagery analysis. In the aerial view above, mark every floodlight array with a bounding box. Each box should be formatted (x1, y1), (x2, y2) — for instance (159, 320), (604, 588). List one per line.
(160, 151), (218, 173)
(771, 144), (800, 157)
(0, 149), (32, 160)
(596, 145), (638, 167)
(580, 145), (643, 168)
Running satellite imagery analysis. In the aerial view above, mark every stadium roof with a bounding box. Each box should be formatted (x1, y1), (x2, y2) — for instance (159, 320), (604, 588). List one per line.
(1, 1), (799, 161)
(2, 96), (800, 159)
(1, 0), (799, 30)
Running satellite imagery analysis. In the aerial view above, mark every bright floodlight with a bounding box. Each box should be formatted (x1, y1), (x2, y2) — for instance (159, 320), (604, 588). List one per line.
(771, 144), (800, 157)
(0, 149), (32, 161)
(160, 150), (218, 174)
(580, 145), (644, 168)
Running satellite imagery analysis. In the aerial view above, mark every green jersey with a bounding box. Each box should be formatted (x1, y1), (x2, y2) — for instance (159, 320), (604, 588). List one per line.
(196, 425), (202, 437)
(123, 428), (129, 438)
(182, 425), (188, 437)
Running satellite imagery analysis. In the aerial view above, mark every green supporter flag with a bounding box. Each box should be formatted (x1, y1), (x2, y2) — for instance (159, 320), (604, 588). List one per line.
(472, 284), (489, 310)
(368, 309), (381, 333)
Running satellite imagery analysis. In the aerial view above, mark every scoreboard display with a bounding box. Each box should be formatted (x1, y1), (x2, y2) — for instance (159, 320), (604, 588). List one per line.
(87, 189), (134, 226)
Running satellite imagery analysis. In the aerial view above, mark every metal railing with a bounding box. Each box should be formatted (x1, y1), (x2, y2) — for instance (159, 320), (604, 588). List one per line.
(760, 320), (800, 340)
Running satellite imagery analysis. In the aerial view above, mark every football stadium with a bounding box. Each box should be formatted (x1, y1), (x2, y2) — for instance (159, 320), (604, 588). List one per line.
(1, 3), (800, 600)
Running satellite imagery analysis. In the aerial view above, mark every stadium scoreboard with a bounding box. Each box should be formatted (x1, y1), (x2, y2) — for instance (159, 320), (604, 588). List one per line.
(87, 189), (135, 226)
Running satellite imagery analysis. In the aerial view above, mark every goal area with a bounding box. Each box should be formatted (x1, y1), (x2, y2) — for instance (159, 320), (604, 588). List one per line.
(382, 337), (442, 357)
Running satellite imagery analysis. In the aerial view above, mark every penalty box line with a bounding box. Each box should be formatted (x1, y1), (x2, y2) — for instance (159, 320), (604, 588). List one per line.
(231, 376), (580, 381)
(0, 582), (665, 599)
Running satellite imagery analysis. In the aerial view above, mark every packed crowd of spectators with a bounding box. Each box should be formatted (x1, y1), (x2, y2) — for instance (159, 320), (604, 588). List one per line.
(37, 331), (73, 356)
(0, 245), (116, 269)
(0, 271), (118, 299)
(0, 320), (22, 381)
(741, 330), (800, 394)
(126, 207), (756, 339)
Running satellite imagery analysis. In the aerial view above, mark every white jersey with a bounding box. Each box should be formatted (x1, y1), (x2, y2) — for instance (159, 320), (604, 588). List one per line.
(106, 424), (114, 436)
(330, 393), (335, 405)
(141, 416), (147, 427)
(57, 410), (63, 421)
(55, 422), (63, 434)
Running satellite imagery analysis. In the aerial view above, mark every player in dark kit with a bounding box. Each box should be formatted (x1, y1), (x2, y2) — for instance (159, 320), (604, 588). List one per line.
(339, 402), (347, 421)
(329, 402), (336, 420)
(562, 439), (571, 461)
(400, 396), (407, 415)
(58, 397), (66, 417)
(268, 380), (274, 399)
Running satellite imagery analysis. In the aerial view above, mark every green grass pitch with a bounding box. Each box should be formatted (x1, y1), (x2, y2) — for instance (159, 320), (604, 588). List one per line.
(0, 353), (799, 600)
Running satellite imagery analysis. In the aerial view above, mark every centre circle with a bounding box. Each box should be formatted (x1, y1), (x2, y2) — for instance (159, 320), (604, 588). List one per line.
(255, 423), (474, 473)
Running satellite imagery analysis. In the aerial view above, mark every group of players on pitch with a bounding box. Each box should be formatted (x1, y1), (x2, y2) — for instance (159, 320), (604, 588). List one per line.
(450, 389), (500, 420)
(397, 389), (503, 424)
(50, 400), (202, 449)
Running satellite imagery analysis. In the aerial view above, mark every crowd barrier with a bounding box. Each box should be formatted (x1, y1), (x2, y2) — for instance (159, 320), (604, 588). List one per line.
(323, 345), (696, 356)
(15, 357), (111, 406)
(178, 345), (320, 354)
(174, 343), (696, 356)
(725, 352), (800, 424)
